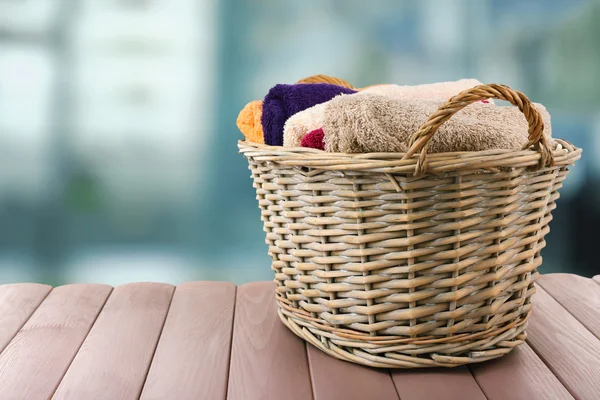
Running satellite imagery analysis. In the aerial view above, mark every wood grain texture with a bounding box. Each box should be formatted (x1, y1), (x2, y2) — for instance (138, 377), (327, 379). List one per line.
(0, 284), (112, 400)
(470, 343), (573, 400)
(528, 285), (600, 400)
(53, 283), (174, 400)
(227, 282), (313, 400)
(306, 344), (399, 400)
(390, 367), (486, 400)
(538, 273), (600, 338)
(0, 276), (597, 400)
(139, 282), (236, 400)
(0, 283), (51, 353)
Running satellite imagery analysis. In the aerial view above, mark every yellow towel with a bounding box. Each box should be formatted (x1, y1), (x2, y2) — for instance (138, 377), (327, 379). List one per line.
(236, 100), (264, 144)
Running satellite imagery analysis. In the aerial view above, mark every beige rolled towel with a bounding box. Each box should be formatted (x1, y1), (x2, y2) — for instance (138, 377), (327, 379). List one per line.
(361, 79), (491, 100)
(283, 79), (490, 147)
(283, 102), (328, 148)
(322, 94), (553, 154)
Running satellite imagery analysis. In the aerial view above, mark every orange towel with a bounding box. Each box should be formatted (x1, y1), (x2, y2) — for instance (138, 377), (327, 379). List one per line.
(236, 100), (264, 144)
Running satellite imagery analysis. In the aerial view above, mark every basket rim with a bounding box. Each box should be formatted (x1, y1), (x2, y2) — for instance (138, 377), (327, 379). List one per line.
(238, 139), (581, 175)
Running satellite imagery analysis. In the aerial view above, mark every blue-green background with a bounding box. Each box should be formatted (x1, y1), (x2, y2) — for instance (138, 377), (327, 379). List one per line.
(0, 0), (598, 286)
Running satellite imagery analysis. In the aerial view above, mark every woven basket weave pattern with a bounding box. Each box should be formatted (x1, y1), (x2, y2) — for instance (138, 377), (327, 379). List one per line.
(239, 84), (581, 368)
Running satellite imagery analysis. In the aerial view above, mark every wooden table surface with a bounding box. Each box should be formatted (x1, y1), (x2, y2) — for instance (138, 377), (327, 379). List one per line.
(0, 273), (599, 400)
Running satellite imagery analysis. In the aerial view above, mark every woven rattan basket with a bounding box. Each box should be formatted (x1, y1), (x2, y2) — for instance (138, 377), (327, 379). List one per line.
(239, 83), (581, 368)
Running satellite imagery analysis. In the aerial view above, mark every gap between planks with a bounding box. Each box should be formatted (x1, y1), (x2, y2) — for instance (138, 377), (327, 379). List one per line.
(525, 282), (600, 400)
(223, 285), (238, 400)
(52, 283), (175, 400)
(0, 283), (52, 353)
(537, 273), (600, 339)
(136, 285), (176, 399)
(0, 284), (113, 400)
(1, 276), (597, 400)
(139, 282), (237, 400)
(50, 286), (114, 397)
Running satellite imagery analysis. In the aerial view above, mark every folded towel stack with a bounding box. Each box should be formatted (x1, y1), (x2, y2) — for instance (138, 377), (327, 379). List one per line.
(283, 79), (489, 148)
(237, 76), (554, 156)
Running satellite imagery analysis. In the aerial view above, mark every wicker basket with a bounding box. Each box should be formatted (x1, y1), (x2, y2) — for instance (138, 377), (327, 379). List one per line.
(239, 84), (581, 368)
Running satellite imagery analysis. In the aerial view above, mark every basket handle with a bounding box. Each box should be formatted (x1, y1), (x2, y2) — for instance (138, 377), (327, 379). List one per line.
(401, 83), (554, 175)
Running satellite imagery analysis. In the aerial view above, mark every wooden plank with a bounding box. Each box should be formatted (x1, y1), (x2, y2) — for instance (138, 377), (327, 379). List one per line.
(470, 343), (573, 400)
(0, 283), (52, 352)
(390, 367), (486, 400)
(0, 284), (112, 400)
(527, 284), (600, 400)
(537, 273), (600, 338)
(53, 283), (174, 400)
(307, 344), (399, 400)
(139, 282), (236, 400)
(227, 282), (313, 400)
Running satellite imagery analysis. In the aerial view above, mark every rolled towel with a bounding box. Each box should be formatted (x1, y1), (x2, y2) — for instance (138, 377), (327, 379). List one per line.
(301, 128), (325, 150)
(362, 79), (491, 100)
(262, 83), (357, 146)
(321, 94), (553, 154)
(283, 102), (328, 148)
(236, 100), (264, 143)
(283, 79), (488, 148)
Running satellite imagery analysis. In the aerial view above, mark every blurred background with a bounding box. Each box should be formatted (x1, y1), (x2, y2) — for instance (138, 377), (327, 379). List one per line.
(0, 0), (597, 286)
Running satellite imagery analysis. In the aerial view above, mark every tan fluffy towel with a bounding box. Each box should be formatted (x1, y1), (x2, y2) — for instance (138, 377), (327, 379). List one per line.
(283, 79), (489, 147)
(321, 94), (553, 154)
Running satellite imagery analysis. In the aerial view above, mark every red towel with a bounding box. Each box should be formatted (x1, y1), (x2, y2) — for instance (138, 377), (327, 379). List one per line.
(301, 128), (325, 150)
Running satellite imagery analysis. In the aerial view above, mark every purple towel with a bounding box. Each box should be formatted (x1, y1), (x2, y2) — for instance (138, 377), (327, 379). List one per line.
(261, 83), (357, 146)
